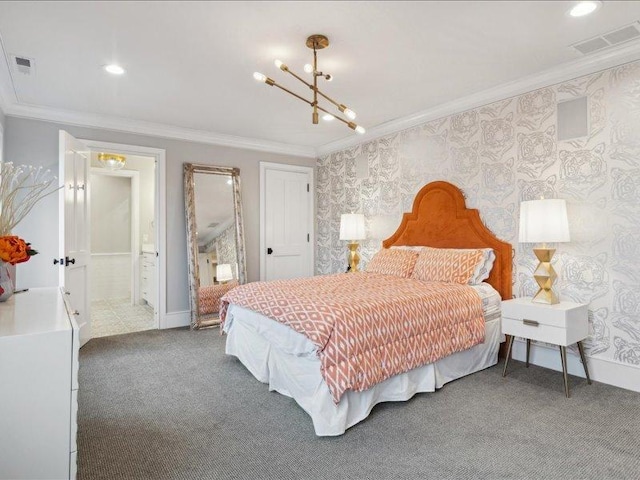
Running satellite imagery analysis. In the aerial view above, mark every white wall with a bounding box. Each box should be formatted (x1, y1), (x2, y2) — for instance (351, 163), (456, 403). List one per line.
(91, 153), (155, 250)
(90, 174), (131, 253)
(90, 254), (131, 301)
(0, 107), (4, 163)
(3, 116), (316, 314)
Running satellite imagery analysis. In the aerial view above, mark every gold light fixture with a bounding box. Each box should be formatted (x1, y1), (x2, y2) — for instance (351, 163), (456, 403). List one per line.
(519, 199), (570, 304)
(98, 152), (126, 171)
(253, 34), (365, 134)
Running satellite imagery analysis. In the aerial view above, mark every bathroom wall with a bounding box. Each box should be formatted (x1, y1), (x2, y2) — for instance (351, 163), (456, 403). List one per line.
(90, 173), (132, 300)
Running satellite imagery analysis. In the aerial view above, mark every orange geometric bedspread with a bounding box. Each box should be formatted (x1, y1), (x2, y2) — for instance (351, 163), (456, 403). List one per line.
(220, 272), (484, 403)
(199, 280), (239, 315)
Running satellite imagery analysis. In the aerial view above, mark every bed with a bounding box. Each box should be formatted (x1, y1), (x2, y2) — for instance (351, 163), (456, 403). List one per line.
(199, 280), (239, 315)
(221, 181), (512, 436)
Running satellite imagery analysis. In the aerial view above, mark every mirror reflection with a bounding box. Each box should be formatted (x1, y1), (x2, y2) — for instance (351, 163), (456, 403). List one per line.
(184, 164), (246, 329)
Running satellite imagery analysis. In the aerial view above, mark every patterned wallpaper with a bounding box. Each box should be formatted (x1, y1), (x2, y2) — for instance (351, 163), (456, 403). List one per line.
(317, 60), (640, 368)
(214, 223), (239, 280)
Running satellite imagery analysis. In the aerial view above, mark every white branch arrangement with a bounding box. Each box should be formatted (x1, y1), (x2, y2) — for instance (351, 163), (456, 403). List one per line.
(0, 162), (61, 236)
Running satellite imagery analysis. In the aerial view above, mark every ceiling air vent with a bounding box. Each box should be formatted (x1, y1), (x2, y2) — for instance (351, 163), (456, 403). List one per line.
(572, 21), (640, 55)
(11, 54), (35, 75)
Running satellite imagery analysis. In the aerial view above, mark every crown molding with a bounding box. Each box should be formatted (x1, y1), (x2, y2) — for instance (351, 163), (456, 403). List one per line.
(3, 37), (640, 161)
(4, 103), (317, 158)
(317, 41), (640, 157)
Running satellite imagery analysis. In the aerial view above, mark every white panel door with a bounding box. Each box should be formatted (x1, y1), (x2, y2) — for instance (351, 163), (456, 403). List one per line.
(59, 131), (91, 347)
(263, 165), (313, 281)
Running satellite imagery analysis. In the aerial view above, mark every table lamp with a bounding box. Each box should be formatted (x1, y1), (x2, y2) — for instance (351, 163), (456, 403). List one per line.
(339, 213), (365, 272)
(216, 263), (233, 284)
(519, 199), (570, 304)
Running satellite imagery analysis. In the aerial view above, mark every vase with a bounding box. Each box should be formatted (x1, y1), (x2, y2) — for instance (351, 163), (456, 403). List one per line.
(0, 261), (14, 302)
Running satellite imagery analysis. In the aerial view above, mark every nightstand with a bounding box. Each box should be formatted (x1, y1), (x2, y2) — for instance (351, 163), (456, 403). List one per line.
(501, 297), (591, 397)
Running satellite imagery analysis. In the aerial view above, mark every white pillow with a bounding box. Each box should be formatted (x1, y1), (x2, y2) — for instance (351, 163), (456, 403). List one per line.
(390, 245), (495, 284)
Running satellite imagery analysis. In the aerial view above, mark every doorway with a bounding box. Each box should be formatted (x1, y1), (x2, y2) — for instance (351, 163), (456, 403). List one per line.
(260, 162), (314, 281)
(89, 154), (156, 337)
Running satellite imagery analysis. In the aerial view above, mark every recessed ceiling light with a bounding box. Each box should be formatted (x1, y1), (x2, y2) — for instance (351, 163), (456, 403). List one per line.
(569, 1), (601, 17)
(104, 64), (125, 75)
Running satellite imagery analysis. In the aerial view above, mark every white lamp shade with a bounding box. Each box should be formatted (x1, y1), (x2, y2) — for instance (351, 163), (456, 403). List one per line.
(519, 199), (570, 243)
(216, 263), (233, 282)
(339, 213), (366, 241)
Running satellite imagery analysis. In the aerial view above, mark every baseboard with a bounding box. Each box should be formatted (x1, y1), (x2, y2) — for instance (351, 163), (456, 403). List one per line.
(512, 339), (640, 393)
(160, 310), (190, 329)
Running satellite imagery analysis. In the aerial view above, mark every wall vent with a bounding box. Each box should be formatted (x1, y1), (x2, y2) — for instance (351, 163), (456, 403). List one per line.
(572, 22), (640, 55)
(10, 54), (35, 75)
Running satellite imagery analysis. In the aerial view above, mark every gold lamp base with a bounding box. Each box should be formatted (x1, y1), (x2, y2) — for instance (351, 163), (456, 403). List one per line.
(532, 247), (559, 305)
(347, 242), (361, 272)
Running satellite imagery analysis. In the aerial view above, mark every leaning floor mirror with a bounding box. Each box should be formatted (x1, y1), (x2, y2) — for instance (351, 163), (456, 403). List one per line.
(184, 163), (247, 329)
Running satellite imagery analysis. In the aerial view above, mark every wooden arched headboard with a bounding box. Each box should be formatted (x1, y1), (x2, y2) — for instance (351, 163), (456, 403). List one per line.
(383, 181), (513, 300)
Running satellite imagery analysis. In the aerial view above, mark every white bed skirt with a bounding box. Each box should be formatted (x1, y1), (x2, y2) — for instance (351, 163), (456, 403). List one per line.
(224, 307), (503, 436)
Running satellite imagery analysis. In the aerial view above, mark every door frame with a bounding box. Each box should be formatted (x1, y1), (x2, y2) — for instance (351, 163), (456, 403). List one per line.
(259, 162), (315, 281)
(80, 139), (166, 327)
(90, 167), (140, 306)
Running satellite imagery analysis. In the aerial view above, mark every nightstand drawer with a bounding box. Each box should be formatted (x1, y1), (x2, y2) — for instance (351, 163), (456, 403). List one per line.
(502, 316), (569, 344)
(501, 298), (587, 329)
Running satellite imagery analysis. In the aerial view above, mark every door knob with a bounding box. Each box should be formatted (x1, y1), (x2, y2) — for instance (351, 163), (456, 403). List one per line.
(267, 248), (273, 255)
(53, 258), (64, 265)
(65, 256), (76, 266)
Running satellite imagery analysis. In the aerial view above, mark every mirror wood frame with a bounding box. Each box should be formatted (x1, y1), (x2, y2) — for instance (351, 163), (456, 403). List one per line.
(184, 163), (247, 329)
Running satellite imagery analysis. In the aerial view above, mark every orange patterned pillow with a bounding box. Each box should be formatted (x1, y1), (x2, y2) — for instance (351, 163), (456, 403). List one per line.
(411, 247), (485, 284)
(365, 248), (419, 278)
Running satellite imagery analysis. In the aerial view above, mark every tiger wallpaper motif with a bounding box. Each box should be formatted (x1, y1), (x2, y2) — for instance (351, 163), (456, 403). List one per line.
(316, 60), (640, 368)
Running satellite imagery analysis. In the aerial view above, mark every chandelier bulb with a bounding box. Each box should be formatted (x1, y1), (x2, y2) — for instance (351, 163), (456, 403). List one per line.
(253, 72), (267, 82)
(355, 125), (366, 135)
(274, 59), (287, 71)
(345, 108), (356, 120)
(322, 114), (335, 121)
(304, 63), (314, 74)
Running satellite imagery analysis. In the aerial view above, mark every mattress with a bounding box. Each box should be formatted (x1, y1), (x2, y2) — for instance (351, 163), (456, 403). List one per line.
(223, 282), (503, 436)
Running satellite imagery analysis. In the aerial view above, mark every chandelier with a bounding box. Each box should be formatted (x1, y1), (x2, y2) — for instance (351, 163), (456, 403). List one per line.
(253, 34), (365, 134)
(98, 153), (126, 171)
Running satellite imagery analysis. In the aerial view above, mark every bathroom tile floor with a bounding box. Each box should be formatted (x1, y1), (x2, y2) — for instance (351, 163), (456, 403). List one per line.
(91, 297), (155, 338)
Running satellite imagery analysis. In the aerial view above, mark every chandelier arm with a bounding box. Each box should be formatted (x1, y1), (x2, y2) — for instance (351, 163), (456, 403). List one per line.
(315, 104), (350, 127)
(282, 68), (314, 90)
(270, 80), (314, 106)
(315, 89), (343, 110)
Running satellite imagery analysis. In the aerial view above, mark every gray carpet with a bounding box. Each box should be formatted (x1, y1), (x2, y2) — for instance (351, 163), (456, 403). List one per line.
(78, 328), (640, 480)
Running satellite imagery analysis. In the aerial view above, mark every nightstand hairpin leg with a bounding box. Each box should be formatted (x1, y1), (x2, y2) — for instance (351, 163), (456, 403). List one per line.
(577, 341), (592, 385)
(526, 339), (531, 367)
(502, 335), (515, 377)
(559, 346), (570, 398)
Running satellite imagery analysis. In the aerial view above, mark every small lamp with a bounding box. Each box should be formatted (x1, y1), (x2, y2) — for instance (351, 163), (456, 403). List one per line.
(216, 263), (233, 284)
(339, 213), (365, 272)
(519, 199), (570, 305)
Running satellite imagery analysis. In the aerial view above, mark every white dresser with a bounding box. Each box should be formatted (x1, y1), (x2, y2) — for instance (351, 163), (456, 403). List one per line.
(140, 250), (156, 308)
(0, 288), (79, 480)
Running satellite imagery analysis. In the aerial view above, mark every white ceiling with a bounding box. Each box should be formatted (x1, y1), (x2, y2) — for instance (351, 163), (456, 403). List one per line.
(1, 1), (640, 156)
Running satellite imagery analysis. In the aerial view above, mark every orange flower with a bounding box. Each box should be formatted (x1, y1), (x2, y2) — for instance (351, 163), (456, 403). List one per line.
(0, 236), (32, 265)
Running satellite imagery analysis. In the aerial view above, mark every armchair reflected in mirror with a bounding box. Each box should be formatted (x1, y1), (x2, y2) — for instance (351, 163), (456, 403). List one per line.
(184, 164), (246, 329)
